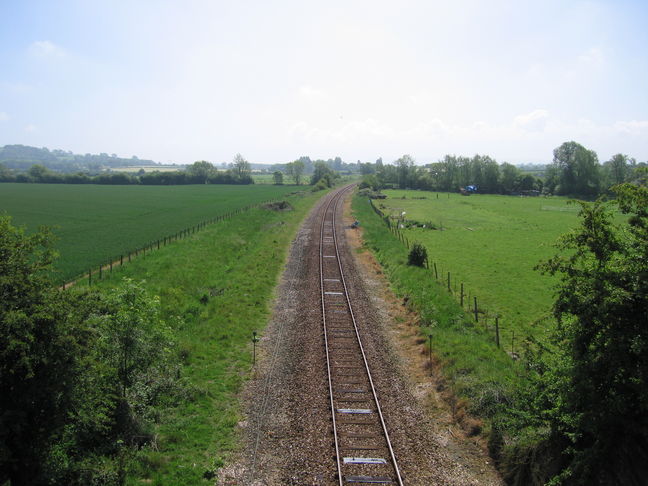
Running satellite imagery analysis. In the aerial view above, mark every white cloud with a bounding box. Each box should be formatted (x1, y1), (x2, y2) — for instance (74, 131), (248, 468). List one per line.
(24, 124), (38, 132)
(0, 112), (9, 122)
(298, 85), (324, 99)
(513, 109), (549, 132)
(29, 40), (67, 58)
(614, 120), (648, 135)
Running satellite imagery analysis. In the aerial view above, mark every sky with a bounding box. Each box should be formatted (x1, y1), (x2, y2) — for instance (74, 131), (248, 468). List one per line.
(1, 0), (647, 166)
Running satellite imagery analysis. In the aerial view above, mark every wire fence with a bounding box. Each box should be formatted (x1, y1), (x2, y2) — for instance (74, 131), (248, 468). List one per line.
(63, 198), (283, 290)
(368, 197), (544, 358)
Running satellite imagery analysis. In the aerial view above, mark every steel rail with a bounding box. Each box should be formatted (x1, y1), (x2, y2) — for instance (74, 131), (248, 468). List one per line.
(320, 185), (404, 485)
(319, 189), (345, 486)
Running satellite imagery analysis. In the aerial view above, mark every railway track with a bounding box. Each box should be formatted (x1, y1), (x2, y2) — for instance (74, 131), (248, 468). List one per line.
(319, 186), (404, 485)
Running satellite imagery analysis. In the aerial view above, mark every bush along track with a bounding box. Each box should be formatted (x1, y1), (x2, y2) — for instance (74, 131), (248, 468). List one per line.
(352, 192), (562, 485)
(78, 189), (326, 485)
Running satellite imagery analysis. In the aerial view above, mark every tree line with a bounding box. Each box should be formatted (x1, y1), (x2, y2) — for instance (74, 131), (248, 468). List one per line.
(359, 141), (646, 197)
(0, 144), (160, 172)
(0, 155), (255, 185)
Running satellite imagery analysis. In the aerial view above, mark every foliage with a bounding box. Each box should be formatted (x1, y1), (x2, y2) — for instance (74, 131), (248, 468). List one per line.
(0, 215), (185, 485)
(407, 242), (428, 267)
(272, 170), (284, 185)
(231, 153), (253, 183)
(549, 141), (601, 196)
(0, 157), (256, 186)
(285, 159), (305, 185)
(186, 160), (215, 183)
(0, 144), (159, 173)
(534, 175), (648, 484)
(359, 174), (381, 191)
(310, 161), (338, 187)
(92, 280), (173, 398)
(0, 216), (83, 485)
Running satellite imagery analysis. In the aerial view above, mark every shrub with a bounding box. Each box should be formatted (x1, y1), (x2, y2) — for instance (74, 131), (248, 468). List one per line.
(407, 242), (427, 267)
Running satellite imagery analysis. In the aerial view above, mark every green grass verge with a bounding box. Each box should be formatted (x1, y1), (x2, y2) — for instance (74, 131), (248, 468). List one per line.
(80, 188), (324, 485)
(0, 183), (299, 283)
(353, 193), (522, 429)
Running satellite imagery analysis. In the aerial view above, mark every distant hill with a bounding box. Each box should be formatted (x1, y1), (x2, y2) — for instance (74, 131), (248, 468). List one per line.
(0, 144), (164, 173)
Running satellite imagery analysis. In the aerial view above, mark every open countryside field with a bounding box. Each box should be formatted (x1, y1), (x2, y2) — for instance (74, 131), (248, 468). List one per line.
(0, 183), (299, 283)
(374, 189), (584, 344)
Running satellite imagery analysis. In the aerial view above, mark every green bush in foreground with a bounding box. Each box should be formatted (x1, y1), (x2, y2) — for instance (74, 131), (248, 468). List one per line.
(531, 177), (648, 485)
(0, 215), (181, 485)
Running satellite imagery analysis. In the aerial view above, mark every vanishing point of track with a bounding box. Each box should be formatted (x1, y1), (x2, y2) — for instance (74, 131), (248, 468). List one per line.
(319, 186), (404, 485)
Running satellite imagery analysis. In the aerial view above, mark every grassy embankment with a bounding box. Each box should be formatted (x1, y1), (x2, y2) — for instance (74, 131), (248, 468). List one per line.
(0, 183), (298, 283)
(76, 188), (324, 484)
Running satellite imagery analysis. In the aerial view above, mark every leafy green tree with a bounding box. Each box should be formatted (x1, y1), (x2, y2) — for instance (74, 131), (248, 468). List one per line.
(395, 154), (415, 188)
(286, 159), (305, 185)
(551, 141), (601, 196)
(272, 170), (284, 185)
(232, 153), (251, 182)
(310, 161), (336, 187)
(482, 158), (501, 193)
(186, 160), (215, 184)
(500, 162), (521, 193)
(535, 174), (648, 484)
(602, 153), (632, 188)
(0, 216), (86, 485)
(93, 280), (172, 400)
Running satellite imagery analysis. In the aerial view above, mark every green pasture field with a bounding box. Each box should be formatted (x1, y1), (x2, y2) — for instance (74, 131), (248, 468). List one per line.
(84, 188), (325, 485)
(0, 183), (299, 283)
(374, 189), (583, 343)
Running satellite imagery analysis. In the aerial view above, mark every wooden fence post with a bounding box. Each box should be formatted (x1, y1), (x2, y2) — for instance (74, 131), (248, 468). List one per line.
(474, 296), (478, 322)
(495, 317), (500, 348)
(460, 283), (464, 308)
(434, 263), (438, 280)
(447, 272), (451, 292)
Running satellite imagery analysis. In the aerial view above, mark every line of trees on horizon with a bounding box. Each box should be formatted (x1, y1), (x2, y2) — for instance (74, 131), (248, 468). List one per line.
(359, 141), (646, 197)
(0, 155), (255, 186)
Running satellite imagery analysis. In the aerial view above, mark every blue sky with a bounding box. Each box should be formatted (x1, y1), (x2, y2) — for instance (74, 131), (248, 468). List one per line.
(1, 0), (647, 165)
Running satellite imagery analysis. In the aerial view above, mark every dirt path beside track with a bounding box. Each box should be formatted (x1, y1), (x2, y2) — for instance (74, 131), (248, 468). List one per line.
(219, 187), (503, 485)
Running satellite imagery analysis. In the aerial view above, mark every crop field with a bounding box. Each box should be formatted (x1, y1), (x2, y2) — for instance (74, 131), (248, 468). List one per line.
(0, 183), (299, 283)
(371, 189), (584, 343)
